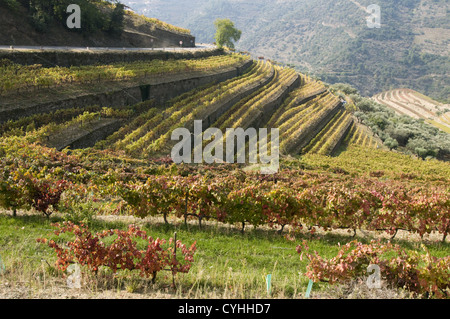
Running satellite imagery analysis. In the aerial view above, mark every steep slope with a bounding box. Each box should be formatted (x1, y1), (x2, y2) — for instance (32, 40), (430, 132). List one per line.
(0, 51), (371, 160)
(127, 0), (449, 102)
(0, 0), (194, 48)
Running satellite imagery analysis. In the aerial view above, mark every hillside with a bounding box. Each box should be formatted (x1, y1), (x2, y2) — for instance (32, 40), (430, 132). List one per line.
(373, 89), (450, 134)
(0, 52), (378, 160)
(330, 83), (450, 161)
(1, 46), (449, 301)
(0, 0), (194, 48)
(127, 0), (449, 102)
(4, 47), (448, 161)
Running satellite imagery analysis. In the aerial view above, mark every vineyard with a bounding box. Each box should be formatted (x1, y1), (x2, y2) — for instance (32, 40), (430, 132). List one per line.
(0, 52), (363, 159)
(0, 54), (247, 96)
(373, 89), (450, 134)
(0, 51), (449, 299)
(344, 123), (381, 150)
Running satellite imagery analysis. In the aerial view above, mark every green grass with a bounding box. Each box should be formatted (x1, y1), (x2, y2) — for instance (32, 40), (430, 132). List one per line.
(1, 211), (449, 299)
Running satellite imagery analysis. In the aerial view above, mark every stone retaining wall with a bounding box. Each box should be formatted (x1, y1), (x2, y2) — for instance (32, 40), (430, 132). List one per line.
(0, 58), (254, 123)
(0, 47), (220, 68)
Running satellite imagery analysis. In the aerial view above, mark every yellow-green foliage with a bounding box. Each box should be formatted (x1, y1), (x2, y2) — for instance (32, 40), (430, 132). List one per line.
(0, 55), (246, 94)
(125, 10), (191, 35)
(299, 145), (450, 184)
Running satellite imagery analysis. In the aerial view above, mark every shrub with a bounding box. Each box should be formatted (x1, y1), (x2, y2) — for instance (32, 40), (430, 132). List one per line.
(384, 137), (398, 149)
(27, 178), (68, 218)
(297, 240), (450, 299)
(58, 185), (97, 224)
(37, 222), (197, 284)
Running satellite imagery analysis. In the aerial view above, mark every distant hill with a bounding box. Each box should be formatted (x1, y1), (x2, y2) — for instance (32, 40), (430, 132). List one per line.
(126, 0), (449, 102)
(0, 0), (194, 48)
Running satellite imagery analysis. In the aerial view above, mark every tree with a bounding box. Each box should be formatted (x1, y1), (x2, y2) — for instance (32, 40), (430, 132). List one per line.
(214, 18), (241, 49)
(108, 1), (125, 36)
(331, 83), (359, 95)
(29, 0), (53, 32)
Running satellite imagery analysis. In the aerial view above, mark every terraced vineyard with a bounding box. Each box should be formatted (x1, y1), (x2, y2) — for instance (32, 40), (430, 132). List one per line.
(276, 91), (342, 155)
(0, 54), (247, 95)
(109, 60), (275, 157)
(373, 89), (450, 134)
(302, 109), (353, 155)
(1, 52), (364, 159)
(204, 65), (300, 157)
(99, 58), (361, 159)
(343, 123), (381, 150)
